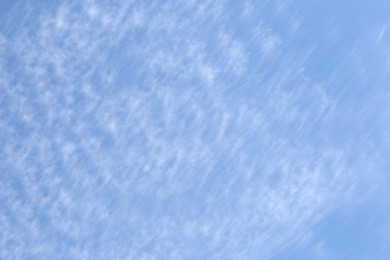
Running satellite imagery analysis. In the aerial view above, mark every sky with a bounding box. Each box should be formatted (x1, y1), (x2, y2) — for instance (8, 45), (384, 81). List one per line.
(0, 1), (390, 259)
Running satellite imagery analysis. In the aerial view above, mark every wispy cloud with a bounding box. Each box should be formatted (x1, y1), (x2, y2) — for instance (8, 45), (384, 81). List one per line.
(0, 1), (382, 259)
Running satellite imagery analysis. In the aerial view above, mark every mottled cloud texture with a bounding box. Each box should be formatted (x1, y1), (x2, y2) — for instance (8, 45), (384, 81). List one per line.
(1, 1), (388, 259)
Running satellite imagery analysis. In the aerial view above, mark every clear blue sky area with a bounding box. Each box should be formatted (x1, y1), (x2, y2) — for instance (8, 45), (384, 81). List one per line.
(1, 1), (390, 259)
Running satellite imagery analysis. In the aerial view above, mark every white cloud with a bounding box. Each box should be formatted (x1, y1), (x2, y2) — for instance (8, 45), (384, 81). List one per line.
(0, 1), (368, 259)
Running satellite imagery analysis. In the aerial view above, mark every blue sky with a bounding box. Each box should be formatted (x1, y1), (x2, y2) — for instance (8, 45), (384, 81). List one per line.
(1, 1), (389, 259)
